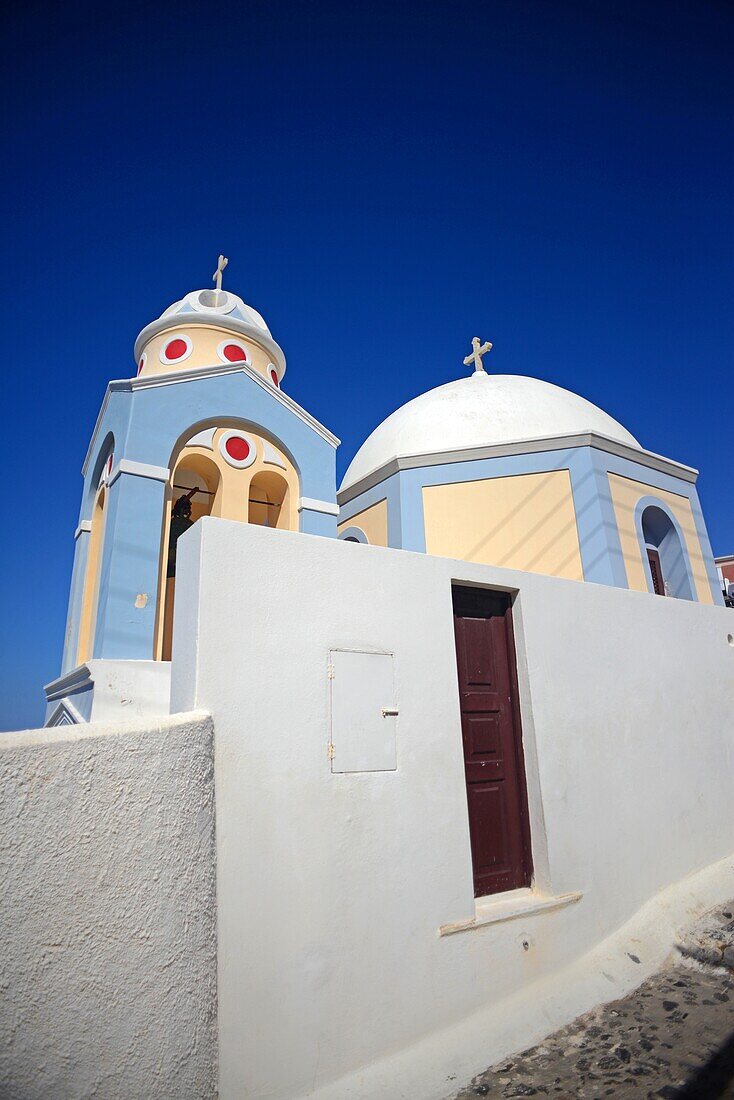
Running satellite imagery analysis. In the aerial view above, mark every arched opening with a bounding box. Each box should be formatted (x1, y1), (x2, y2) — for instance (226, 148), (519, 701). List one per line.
(248, 471), (290, 529)
(338, 526), (369, 544)
(161, 454), (221, 661)
(77, 486), (106, 663)
(641, 505), (694, 600)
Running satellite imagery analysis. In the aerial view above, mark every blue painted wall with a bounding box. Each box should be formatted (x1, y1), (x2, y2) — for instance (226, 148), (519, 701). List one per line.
(60, 369), (338, 669)
(338, 444), (722, 604)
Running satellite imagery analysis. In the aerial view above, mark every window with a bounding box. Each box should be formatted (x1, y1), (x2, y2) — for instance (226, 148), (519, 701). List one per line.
(640, 505), (693, 600)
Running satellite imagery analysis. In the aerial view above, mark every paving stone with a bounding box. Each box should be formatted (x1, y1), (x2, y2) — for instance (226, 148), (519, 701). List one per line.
(452, 901), (734, 1099)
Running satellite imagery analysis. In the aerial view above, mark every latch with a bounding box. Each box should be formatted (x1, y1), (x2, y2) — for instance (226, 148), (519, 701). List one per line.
(381, 707), (399, 717)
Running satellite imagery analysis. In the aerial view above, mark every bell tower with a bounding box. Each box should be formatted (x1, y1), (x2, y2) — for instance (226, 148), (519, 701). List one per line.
(45, 263), (340, 726)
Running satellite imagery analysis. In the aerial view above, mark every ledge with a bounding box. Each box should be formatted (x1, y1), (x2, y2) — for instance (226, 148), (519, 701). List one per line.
(338, 431), (698, 506)
(439, 888), (582, 937)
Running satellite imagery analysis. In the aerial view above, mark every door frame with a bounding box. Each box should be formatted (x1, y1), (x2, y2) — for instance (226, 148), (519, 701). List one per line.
(452, 583), (534, 897)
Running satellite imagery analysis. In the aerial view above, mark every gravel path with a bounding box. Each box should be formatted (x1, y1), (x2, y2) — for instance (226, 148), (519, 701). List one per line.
(452, 902), (734, 1099)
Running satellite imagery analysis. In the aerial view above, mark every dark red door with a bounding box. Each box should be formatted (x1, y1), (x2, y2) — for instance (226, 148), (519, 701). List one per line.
(453, 586), (532, 897)
(646, 548), (666, 596)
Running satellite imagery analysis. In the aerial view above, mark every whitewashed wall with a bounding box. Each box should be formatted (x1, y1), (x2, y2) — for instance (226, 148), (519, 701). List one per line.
(0, 712), (217, 1100)
(171, 519), (734, 1100)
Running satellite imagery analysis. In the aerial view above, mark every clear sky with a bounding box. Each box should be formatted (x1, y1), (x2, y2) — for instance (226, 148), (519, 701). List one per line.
(1, 0), (731, 730)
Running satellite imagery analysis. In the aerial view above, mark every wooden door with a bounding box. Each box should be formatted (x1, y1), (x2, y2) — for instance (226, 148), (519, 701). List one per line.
(646, 547), (666, 596)
(452, 586), (532, 897)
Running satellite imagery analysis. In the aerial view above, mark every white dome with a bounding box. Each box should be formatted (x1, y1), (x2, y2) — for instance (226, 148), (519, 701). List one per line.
(340, 373), (640, 491)
(160, 288), (272, 336)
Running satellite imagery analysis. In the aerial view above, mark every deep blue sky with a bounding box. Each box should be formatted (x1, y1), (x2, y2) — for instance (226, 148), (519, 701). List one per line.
(1, 0), (731, 730)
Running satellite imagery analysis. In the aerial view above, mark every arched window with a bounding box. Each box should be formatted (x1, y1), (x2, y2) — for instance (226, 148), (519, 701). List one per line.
(160, 454), (221, 661)
(77, 485), (107, 663)
(338, 526), (368, 544)
(640, 505), (693, 600)
(248, 471), (290, 529)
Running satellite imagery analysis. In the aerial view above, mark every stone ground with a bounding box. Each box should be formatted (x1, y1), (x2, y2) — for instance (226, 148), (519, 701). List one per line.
(452, 902), (734, 1099)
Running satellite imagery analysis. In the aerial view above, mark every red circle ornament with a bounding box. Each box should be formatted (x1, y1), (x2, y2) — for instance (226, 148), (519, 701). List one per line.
(225, 436), (251, 462)
(222, 343), (248, 363)
(270, 367), (279, 387)
(164, 338), (189, 361)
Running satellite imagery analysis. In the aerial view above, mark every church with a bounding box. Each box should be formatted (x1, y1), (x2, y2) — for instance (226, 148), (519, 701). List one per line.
(45, 263), (721, 725)
(3, 265), (732, 1100)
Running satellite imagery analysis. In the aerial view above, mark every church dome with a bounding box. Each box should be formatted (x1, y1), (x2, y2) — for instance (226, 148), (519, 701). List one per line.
(134, 286), (284, 373)
(340, 372), (640, 491)
(159, 288), (272, 335)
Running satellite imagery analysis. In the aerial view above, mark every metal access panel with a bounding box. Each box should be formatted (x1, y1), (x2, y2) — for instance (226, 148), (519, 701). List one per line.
(329, 650), (397, 773)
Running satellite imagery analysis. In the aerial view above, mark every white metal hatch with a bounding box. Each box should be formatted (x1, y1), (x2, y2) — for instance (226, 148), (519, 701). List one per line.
(328, 650), (397, 773)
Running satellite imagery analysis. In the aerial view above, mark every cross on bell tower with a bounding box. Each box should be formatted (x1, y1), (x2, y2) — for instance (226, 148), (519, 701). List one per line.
(212, 254), (229, 292)
(463, 336), (493, 374)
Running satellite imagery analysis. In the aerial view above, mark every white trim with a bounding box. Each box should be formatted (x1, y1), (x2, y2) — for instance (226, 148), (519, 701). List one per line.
(159, 333), (193, 365)
(44, 663), (93, 701)
(338, 431), (700, 505)
(217, 338), (251, 367)
(262, 441), (287, 470)
(108, 459), (170, 486)
(99, 450), (114, 489)
(338, 526), (368, 544)
(184, 427), (217, 450)
(46, 699), (86, 727)
(74, 520), (92, 540)
(219, 430), (257, 469)
(439, 890), (583, 937)
(299, 496), (340, 516)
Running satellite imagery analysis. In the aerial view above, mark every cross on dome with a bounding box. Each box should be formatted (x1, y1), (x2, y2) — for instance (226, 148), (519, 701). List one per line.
(463, 336), (493, 374)
(212, 254), (229, 292)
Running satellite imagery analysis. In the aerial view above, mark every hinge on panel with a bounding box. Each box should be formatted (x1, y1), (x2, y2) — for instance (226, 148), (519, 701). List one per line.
(327, 742), (335, 760)
(327, 663), (334, 680)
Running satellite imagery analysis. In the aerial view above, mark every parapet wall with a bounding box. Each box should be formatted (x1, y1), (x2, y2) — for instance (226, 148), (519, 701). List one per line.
(0, 711), (217, 1100)
(171, 518), (734, 1100)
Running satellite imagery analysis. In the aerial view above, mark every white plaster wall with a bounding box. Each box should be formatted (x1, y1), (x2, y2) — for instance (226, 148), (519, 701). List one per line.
(45, 660), (172, 726)
(170, 519), (734, 1100)
(0, 712), (217, 1100)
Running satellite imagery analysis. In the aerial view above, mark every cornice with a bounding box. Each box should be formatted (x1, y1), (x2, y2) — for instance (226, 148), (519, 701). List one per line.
(337, 431), (699, 505)
(44, 663), (93, 701)
(108, 459), (170, 487)
(299, 496), (340, 516)
(82, 361), (340, 476)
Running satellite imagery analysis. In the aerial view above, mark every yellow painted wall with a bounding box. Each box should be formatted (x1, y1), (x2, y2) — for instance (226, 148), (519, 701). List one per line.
(607, 473), (713, 604)
(155, 428), (300, 659)
(422, 471), (584, 581)
(138, 324), (280, 384)
(338, 498), (388, 546)
(77, 487), (106, 663)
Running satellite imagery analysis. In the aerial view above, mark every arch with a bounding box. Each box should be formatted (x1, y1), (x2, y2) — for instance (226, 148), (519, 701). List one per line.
(636, 500), (695, 600)
(86, 432), (115, 509)
(248, 470), (290, 529)
(338, 526), (369, 544)
(77, 485), (107, 662)
(154, 422), (300, 659)
(158, 452), (221, 661)
(168, 416), (302, 483)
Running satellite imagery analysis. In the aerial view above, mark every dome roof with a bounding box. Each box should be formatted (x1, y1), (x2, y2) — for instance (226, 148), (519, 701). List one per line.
(159, 288), (272, 335)
(134, 287), (284, 370)
(340, 373), (640, 491)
